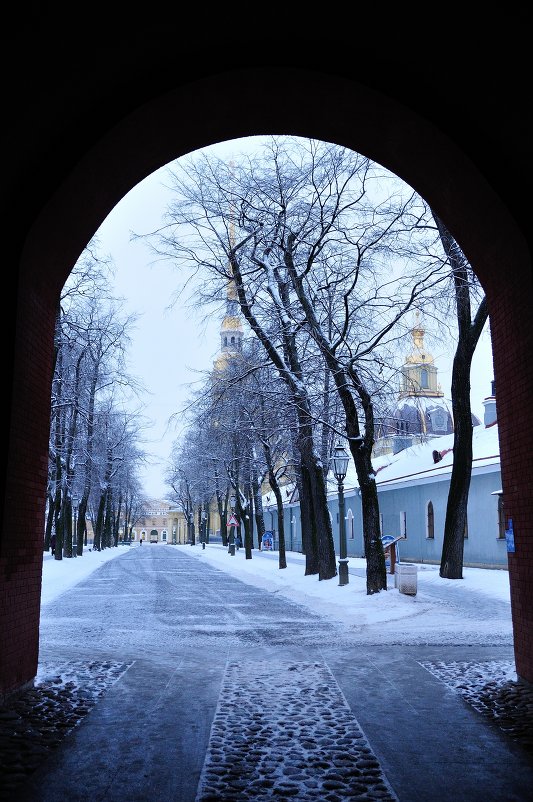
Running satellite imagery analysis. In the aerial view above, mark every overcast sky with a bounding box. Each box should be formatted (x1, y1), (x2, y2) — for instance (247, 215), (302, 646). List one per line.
(93, 138), (495, 501)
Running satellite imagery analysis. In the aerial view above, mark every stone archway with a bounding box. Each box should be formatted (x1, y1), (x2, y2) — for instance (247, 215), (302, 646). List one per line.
(1, 66), (531, 700)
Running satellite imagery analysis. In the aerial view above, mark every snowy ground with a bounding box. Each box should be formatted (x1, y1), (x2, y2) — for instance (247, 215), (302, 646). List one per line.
(42, 542), (514, 650)
(1, 544), (528, 801)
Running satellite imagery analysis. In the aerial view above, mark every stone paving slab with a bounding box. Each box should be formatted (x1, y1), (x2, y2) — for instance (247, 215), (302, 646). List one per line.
(195, 659), (398, 802)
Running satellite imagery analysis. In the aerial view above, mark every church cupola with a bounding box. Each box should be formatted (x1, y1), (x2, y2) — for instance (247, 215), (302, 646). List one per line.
(399, 321), (443, 399)
(213, 275), (244, 372)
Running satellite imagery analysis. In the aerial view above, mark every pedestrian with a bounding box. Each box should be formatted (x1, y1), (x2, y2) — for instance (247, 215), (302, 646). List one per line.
(50, 534), (56, 556)
(139, 537), (142, 546)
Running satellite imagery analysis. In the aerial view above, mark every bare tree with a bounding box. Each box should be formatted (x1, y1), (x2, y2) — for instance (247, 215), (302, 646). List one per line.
(432, 214), (489, 578)
(47, 242), (149, 557)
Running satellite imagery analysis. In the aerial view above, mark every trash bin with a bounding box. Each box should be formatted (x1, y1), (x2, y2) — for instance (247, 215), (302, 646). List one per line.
(396, 563), (417, 596)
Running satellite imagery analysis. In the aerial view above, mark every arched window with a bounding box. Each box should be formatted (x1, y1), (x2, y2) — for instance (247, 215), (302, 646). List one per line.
(420, 368), (429, 389)
(427, 501), (434, 539)
(347, 508), (354, 539)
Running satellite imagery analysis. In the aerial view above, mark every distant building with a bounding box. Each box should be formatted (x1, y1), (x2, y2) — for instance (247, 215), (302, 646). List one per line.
(279, 381), (504, 569)
(374, 320), (480, 457)
(127, 500), (184, 544)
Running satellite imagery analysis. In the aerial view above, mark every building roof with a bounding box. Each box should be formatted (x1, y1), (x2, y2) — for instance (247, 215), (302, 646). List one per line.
(261, 422), (500, 510)
(338, 422), (500, 495)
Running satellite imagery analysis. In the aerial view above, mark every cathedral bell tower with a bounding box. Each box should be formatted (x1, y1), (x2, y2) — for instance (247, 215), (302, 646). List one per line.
(213, 217), (244, 373)
(399, 322), (443, 400)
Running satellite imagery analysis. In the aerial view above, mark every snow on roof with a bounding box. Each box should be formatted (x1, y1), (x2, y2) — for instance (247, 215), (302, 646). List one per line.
(333, 422), (500, 494)
(395, 395), (450, 411)
(261, 423), (500, 507)
(391, 394), (480, 426)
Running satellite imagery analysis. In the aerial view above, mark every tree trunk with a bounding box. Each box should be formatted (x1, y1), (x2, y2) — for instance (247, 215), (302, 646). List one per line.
(433, 212), (489, 579)
(440, 344), (473, 578)
(251, 468), (266, 550)
(298, 426), (337, 580)
(269, 472), (287, 569)
(44, 492), (55, 552)
(299, 465), (319, 575)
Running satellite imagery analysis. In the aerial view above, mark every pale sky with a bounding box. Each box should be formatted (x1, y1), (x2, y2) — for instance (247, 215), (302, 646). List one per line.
(93, 139), (495, 501)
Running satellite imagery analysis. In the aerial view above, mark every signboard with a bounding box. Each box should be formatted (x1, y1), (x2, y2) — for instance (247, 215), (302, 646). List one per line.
(262, 531), (274, 550)
(227, 514), (239, 528)
(381, 535), (396, 570)
(505, 519), (515, 553)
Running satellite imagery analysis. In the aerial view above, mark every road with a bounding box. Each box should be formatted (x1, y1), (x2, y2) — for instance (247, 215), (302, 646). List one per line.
(17, 546), (533, 802)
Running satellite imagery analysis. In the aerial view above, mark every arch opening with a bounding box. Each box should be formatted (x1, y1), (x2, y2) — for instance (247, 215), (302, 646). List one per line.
(2, 66), (532, 703)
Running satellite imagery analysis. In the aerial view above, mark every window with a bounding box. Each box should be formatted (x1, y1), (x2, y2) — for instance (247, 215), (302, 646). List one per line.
(427, 501), (434, 539)
(498, 496), (505, 539)
(421, 368), (429, 389)
(347, 509), (354, 539)
(400, 511), (407, 538)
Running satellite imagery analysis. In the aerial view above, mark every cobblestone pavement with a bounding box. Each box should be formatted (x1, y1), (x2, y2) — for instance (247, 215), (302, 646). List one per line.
(1, 657), (532, 801)
(195, 659), (398, 802)
(0, 660), (132, 801)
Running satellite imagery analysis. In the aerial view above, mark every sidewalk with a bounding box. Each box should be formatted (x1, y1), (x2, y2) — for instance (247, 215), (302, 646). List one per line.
(3, 546), (531, 801)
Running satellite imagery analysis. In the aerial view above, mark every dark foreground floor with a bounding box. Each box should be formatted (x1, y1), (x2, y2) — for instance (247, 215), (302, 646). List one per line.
(2, 547), (532, 802)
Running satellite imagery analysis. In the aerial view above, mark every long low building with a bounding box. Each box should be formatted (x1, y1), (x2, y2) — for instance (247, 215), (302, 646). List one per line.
(270, 410), (506, 570)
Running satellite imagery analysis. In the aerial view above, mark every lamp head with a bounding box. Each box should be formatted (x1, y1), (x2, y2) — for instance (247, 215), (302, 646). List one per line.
(331, 442), (350, 481)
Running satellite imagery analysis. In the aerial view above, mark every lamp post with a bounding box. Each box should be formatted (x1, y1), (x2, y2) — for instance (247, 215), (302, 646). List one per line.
(331, 442), (350, 586)
(72, 496), (79, 558)
(290, 516), (296, 551)
(201, 509), (207, 549)
(228, 495), (236, 556)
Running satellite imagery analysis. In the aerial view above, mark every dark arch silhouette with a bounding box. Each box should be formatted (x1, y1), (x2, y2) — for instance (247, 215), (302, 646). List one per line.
(1, 47), (532, 701)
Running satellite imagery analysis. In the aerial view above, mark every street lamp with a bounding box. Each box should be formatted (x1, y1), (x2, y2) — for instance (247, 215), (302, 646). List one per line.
(72, 496), (79, 558)
(228, 495), (236, 556)
(201, 509), (207, 549)
(331, 442), (350, 586)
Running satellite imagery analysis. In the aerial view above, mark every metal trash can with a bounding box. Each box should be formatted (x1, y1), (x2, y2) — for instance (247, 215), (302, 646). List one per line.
(396, 563), (417, 596)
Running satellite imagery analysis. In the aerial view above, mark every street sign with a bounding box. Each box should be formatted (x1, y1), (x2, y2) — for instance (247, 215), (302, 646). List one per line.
(227, 514), (239, 527)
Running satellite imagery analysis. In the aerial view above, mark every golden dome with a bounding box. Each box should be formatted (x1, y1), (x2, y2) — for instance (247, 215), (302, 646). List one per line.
(405, 326), (434, 364)
(213, 354), (230, 371)
(221, 315), (243, 332)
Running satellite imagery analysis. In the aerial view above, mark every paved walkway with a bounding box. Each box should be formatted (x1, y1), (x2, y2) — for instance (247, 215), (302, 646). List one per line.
(3, 547), (532, 801)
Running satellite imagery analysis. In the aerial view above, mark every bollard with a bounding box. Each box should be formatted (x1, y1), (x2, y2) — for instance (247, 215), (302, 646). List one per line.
(397, 563), (417, 595)
(202, 541), (205, 550)
(229, 543), (235, 556)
